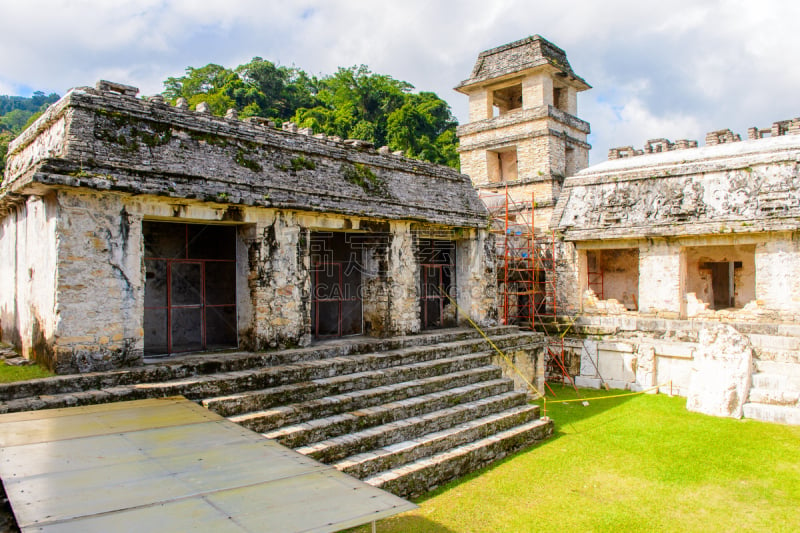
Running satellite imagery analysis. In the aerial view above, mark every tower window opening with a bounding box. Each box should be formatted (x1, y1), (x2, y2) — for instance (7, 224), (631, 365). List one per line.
(487, 146), (518, 183)
(492, 83), (523, 116)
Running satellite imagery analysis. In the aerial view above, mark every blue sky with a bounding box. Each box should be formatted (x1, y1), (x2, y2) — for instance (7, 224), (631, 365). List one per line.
(1, 0), (798, 164)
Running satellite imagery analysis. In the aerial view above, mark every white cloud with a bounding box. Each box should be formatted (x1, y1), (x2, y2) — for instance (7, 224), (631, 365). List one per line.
(0, 0), (798, 164)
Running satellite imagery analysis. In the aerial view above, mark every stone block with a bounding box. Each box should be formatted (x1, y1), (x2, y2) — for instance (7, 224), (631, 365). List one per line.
(686, 324), (753, 418)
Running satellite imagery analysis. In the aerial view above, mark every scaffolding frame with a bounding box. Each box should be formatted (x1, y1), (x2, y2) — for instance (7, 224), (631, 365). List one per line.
(479, 185), (578, 393)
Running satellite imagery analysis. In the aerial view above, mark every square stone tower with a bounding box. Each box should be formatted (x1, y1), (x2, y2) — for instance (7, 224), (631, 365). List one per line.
(456, 35), (591, 232)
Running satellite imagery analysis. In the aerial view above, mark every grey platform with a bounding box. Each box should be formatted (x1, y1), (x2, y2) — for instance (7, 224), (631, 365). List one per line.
(0, 396), (416, 532)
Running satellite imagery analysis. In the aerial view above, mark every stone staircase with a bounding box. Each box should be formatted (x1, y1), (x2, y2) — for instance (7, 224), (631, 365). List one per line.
(0, 326), (552, 498)
(743, 331), (800, 425)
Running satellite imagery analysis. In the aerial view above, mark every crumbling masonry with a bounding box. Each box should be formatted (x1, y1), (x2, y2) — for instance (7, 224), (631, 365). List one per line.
(0, 81), (497, 374)
(460, 35), (800, 425)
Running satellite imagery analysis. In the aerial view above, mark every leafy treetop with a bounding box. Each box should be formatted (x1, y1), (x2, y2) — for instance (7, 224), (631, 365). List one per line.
(162, 60), (459, 168)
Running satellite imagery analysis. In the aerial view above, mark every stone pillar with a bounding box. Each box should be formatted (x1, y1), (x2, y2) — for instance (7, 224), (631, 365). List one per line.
(54, 190), (144, 373)
(521, 73), (553, 109)
(387, 221), (419, 335)
(755, 235), (800, 313)
(361, 238), (391, 336)
(248, 211), (310, 349)
(556, 241), (582, 314)
(456, 228), (497, 327)
(468, 90), (492, 122)
(638, 239), (682, 316)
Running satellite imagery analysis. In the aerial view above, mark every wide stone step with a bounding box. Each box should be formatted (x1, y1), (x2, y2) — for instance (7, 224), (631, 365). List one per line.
(747, 387), (800, 407)
(748, 333), (800, 352)
(755, 360), (800, 377)
(202, 348), (508, 417)
(364, 417), (554, 499)
(743, 402), (800, 425)
(266, 381), (519, 450)
(752, 349), (800, 365)
(0, 326), (528, 402)
(334, 404), (541, 479)
(292, 390), (527, 463)
(1, 333), (535, 414)
(228, 365), (502, 432)
(751, 373), (800, 391)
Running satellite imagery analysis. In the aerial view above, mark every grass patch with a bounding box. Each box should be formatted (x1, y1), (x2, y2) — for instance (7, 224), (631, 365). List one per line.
(0, 361), (53, 383)
(353, 385), (800, 532)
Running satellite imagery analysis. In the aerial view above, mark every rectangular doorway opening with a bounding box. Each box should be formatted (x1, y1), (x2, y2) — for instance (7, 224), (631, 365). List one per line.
(310, 232), (363, 338)
(686, 245), (754, 311)
(585, 248), (639, 310)
(492, 83), (522, 116)
(143, 222), (238, 357)
(487, 146), (518, 183)
(417, 239), (456, 329)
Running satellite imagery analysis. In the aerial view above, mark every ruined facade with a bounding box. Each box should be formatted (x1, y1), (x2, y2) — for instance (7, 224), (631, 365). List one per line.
(460, 36), (800, 424)
(0, 81), (496, 374)
(553, 125), (800, 422)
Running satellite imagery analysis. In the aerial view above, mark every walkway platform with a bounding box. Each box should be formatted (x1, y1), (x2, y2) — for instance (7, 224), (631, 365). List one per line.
(0, 397), (416, 532)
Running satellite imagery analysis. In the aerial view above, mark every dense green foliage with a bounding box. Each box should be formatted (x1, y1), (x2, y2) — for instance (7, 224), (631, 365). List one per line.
(163, 60), (459, 168)
(0, 91), (60, 171)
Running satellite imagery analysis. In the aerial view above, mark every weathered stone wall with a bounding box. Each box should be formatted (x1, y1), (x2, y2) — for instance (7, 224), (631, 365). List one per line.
(3, 83), (487, 230)
(638, 239), (682, 316)
(456, 228), (498, 327)
(0, 196), (58, 365)
(1, 186), (496, 371)
(53, 190), (144, 373)
(755, 235), (800, 313)
(555, 136), (800, 242)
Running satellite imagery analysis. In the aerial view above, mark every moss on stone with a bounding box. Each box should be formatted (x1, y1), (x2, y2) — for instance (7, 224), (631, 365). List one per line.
(188, 130), (230, 147)
(342, 162), (388, 196)
(235, 149), (263, 172)
(290, 156), (316, 171)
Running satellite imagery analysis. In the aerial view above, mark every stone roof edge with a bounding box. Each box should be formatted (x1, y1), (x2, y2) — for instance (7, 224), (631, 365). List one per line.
(7, 85), (470, 185)
(557, 218), (800, 242)
(567, 136), (800, 187)
(6, 88), (76, 157)
(455, 35), (590, 92)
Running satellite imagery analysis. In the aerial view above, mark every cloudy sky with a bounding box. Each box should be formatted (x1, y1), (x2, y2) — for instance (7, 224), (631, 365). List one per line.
(1, 0), (798, 164)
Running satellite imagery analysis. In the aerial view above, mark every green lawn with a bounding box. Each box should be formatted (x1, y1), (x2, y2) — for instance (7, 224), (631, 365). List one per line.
(0, 361), (53, 383)
(356, 385), (800, 533)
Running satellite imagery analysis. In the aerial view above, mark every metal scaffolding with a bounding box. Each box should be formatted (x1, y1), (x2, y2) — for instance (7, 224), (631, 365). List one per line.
(479, 186), (578, 392)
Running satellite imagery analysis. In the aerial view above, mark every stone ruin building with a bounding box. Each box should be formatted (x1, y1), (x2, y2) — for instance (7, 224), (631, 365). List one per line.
(0, 81), (500, 373)
(456, 35), (800, 425)
(0, 36), (799, 520)
(0, 79), (553, 501)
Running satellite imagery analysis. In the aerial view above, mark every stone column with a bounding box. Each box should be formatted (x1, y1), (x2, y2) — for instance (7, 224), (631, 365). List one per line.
(456, 228), (497, 327)
(387, 221), (419, 335)
(638, 239), (682, 317)
(755, 235), (800, 313)
(248, 211), (310, 349)
(54, 190), (144, 373)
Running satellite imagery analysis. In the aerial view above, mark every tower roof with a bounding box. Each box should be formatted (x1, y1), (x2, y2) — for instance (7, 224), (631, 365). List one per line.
(455, 35), (590, 93)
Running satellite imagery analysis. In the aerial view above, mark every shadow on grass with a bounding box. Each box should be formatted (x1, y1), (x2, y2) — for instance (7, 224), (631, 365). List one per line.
(534, 383), (639, 428)
(347, 515), (457, 533)
(407, 385), (643, 502)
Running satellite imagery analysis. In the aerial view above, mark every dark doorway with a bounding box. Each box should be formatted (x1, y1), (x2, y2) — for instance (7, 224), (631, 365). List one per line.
(707, 261), (735, 309)
(310, 232), (363, 338)
(143, 222), (238, 356)
(417, 239), (455, 329)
